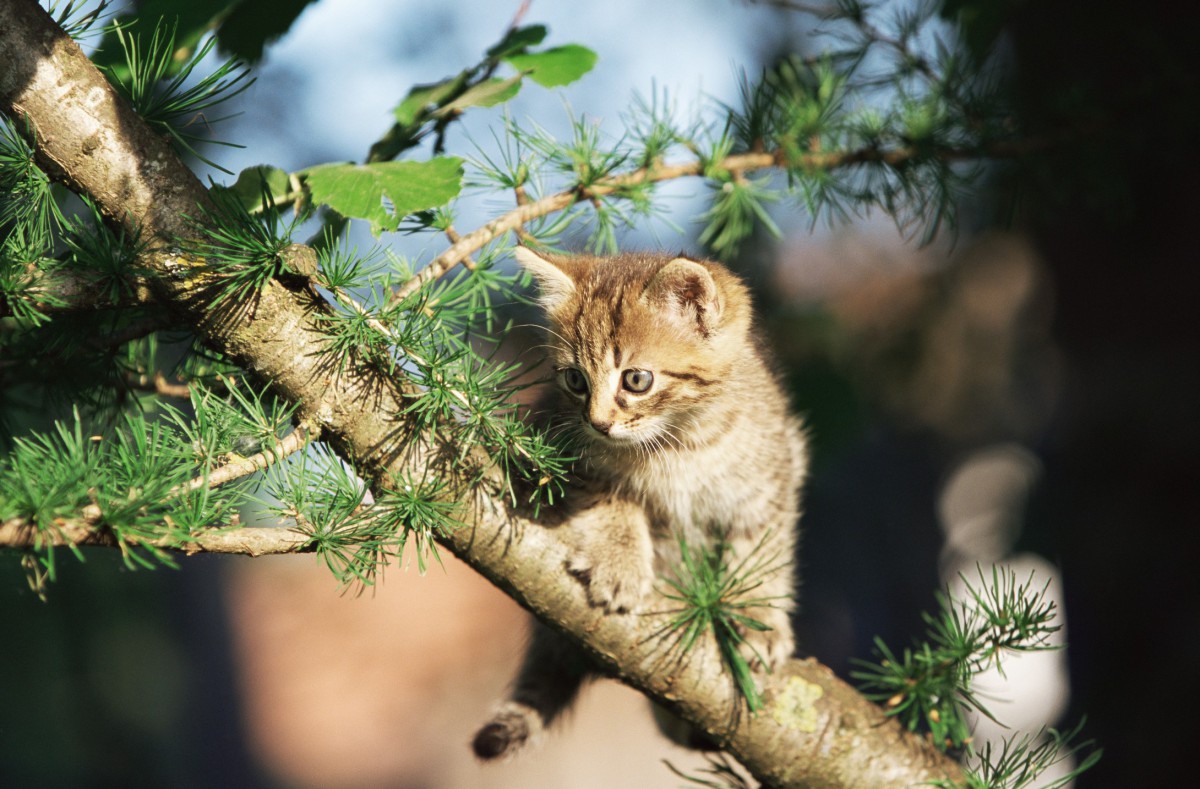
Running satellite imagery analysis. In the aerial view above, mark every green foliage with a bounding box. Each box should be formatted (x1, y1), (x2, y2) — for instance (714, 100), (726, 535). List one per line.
(263, 446), (460, 588)
(0, 374), (302, 595)
(104, 19), (253, 173)
(0, 226), (61, 328)
(698, 176), (782, 258)
(658, 533), (787, 715)
(506, 44), (599, 88)
(371, 24), (597, 163)
(160, 378), (296, 467)
(853, 567), (1061, 749)
(851, 567), (1100, 785)
(47, 0), (113, 40)
(61, 201), (147, 305)
(302, 158), (465, 235)
(307, 241), (575, 511)
(0, 115), (62, 243)
(0, 408), (241, 596)
(182, 187), (305, 307)
(939, 719), (1102, 789)
(210, 165), (293, 212)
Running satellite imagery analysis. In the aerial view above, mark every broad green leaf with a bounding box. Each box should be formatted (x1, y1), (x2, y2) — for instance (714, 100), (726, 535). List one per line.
(486, 24), (548, 59)
(302, 158), (464, 234)
(393, 76), (468, 127)
(211, 165), (292, 211)
(440, 75), (524, 115)
(504, 44), (598, 88)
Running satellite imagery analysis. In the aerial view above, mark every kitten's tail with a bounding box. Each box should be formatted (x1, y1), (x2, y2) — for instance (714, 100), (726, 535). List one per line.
(472, 622), (591, 761)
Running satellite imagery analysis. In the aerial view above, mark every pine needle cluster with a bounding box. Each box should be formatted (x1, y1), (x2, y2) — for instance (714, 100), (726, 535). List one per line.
(852, 567), (1100, 785)
(658, 534), (788, 716)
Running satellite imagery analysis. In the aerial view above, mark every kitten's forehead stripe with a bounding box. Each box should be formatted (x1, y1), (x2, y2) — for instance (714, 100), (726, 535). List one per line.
(609, 289), (625, 363)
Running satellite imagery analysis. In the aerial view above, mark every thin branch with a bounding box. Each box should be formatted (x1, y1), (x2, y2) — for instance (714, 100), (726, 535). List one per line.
(186, 420), (318, 492)
(0, 423), (319, 553)
(124, 370), (193, 399)
(443, 224), (476, 270)
(0, 515), (313, 556)
(389, 138), (1040, 304)
(0, 268), (158, 319)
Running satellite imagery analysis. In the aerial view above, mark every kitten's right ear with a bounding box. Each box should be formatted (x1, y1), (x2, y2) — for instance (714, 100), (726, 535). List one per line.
(515, 247), (578, 312)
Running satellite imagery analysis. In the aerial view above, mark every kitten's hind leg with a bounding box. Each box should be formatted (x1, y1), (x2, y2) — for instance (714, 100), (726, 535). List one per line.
(472, 622), (592, 760)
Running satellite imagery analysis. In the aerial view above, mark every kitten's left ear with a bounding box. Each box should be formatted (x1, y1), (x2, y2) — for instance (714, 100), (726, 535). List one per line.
(514, 247), (581, 312)
(643, 257), (722, 336)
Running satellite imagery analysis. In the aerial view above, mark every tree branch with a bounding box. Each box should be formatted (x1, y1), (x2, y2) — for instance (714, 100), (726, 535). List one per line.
(0, 3), (963, 785)
(389, 136), (1045, 303)
(0, 515), (313, 556)
(184, 420), (319, 492)
(0, 266), (159, 319)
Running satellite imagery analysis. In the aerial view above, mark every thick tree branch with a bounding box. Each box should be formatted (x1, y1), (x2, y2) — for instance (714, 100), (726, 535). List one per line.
(0, 3), (963, 785)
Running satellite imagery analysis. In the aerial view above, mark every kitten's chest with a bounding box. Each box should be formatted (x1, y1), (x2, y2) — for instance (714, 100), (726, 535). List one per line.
(604, 430), (767, 536)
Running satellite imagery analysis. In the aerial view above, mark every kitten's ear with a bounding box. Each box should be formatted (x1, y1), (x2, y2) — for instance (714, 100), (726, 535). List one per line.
(644, 257), (721, 335)
(515, 247), (579, 312)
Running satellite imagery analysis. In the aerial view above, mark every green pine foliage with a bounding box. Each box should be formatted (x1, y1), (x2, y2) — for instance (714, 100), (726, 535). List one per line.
(949, 719), (1102, 789)
(658, 533), (788, 716)
(852, 567), (1100, 784)
(0, 408), (235, 596)
(852, 567), (1060, 748)
(182, 187), (307, 307)
(104, 19), (254, 173)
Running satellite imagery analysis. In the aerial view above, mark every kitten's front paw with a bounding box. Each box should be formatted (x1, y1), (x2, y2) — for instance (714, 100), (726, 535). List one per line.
(567, 550), (653, 614)
(742, 609), (795, 672)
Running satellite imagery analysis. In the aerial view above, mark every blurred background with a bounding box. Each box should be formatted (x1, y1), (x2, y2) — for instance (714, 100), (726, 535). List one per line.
(2, 0), (1198, 786)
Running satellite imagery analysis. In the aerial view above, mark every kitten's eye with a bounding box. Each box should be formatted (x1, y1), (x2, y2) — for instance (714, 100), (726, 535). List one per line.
(622, 369), (654, 393)
(560, 367), (589, 395)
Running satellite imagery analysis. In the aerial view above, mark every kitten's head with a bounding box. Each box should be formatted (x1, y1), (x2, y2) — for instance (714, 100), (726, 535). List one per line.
(516, 248), (752, 451)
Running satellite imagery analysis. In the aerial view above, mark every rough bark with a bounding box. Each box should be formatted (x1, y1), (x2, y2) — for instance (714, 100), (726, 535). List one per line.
(0, 3), (964, 786)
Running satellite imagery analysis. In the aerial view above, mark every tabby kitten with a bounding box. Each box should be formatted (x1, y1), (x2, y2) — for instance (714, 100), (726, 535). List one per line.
(472, 249), (808, 760)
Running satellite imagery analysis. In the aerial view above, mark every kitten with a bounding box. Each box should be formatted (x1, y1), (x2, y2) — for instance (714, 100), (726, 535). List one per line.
(472, 249), (808, 760)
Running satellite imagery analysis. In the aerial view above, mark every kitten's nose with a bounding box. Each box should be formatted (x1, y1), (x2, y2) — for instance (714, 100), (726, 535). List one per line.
(590, 419), (613, 435)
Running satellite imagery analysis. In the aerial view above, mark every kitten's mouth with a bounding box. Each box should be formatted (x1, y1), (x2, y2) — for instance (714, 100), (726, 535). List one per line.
(587, 424), (639, 444)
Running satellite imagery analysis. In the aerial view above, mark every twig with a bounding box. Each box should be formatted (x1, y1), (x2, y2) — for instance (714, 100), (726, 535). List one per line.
(0, 423), (319, 554)
(0, 515), (313, 556)
(125, 371), (193, 399)
(186, 420), (319, 492)
(0, 268), (158, 319)
(444, 224), (476, 270)
(388, 137), (1045, 305)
